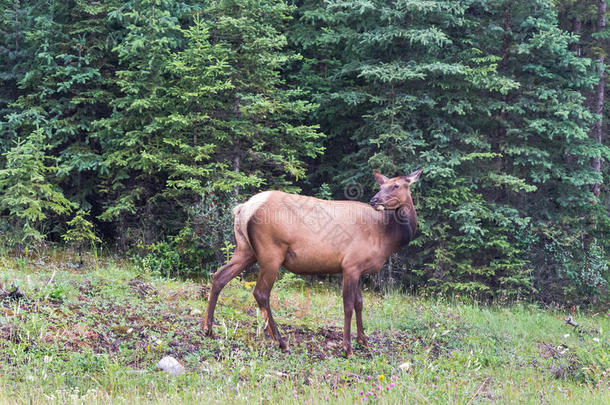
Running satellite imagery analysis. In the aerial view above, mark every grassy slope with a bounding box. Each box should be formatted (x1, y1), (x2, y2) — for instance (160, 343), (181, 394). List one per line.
(0, 253), (608, 404)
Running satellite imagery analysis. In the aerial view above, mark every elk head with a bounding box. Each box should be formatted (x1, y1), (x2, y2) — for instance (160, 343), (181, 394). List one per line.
(369, 168), (422, 211)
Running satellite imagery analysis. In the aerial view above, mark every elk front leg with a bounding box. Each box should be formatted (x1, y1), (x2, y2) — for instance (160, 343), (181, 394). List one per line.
(354, 282), (368, 347)
(341, 273), (359, 357)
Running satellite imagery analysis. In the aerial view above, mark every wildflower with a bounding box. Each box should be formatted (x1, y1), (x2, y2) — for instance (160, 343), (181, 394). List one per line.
(434, 375), (439, 380)
(390, 383), (395, 388)
(386, 386), (390, 390)
(376, 385), (381, 390)
(378, 374), (385, 382)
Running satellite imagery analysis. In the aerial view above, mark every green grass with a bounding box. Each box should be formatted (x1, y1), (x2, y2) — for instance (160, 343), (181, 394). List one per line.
(0, 253), (608, 404)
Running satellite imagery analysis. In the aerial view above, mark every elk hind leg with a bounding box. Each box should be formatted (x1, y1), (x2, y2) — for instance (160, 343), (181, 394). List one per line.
(252, 259), (286, 351)
(203, 246), (255, 336)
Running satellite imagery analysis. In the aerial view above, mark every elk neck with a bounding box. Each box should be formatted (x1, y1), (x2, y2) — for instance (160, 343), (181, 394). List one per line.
(384, 202), (417, 248)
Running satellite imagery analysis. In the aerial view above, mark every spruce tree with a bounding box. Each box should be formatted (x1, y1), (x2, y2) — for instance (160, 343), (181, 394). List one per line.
(0, 0), (31, 156)
(199, 0), (324, 193)
(289, 0), (609, 300)
(98, 0), (324, 248)
(0, 128), (74, 249)
(96, 0), (190, 245)
(62, 209), (101, 264)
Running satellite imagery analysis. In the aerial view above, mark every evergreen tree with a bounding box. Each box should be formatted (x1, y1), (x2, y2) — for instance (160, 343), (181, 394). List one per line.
(0, 0), (31, 156)
(289, 0), (609, 301)
(0, 128), (74, 249)
(98, 0), (323, 248)
(1, 0), (119, 248)
(96, 0), (191, 246)
(9, 0), (115, 204)
(198, 0), (324, 193)
(62, 209), (101, 264)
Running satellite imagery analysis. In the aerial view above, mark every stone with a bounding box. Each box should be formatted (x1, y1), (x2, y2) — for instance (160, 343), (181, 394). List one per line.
(157, 356), (186, 376)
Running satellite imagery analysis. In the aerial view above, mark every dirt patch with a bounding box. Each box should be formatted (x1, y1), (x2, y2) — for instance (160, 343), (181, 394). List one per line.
(0, 282), (427, 368)
(128, 279), (158, 298)
(0, 285), (27, 301)
(279, 324), (422, 359)
(0, 323), (21, 343)
(77, 279), (102, 296)
(537, 342), (580, 379)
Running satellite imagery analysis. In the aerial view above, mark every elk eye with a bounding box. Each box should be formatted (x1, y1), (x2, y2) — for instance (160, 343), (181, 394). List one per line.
(393, 184), (400, 189)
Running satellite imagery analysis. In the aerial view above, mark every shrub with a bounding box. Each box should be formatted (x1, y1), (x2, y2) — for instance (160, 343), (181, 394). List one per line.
(134, 191), (237, 278)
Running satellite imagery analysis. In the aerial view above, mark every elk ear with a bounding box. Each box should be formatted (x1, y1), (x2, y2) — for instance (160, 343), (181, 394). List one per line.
(373, 170), (389, 185)
(403, 168), (423, 184)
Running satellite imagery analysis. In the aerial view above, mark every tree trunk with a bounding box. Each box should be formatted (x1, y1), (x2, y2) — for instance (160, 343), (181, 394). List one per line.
(499, 6), (511, 69)
(233, 153), (241, 196)
(591, 0), (606, 198)
(233, 96), (241, 196)
(571, 17), (581, 56)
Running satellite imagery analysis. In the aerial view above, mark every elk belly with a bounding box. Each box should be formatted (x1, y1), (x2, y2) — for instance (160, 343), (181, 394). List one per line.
(281, 245), (344, 275)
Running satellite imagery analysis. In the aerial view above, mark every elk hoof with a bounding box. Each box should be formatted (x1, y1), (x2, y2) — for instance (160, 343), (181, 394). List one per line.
(356, 336), (369, 348)
(342, 346), (353, 358)
(203, 326), (213, 337)
(279, 340), (289, 352)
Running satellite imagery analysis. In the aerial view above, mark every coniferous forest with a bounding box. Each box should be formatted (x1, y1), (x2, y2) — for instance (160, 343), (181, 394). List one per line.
(0, 0), (608, 306)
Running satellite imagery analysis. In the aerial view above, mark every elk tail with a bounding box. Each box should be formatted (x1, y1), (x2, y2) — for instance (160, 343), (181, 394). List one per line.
(232, 191), (271, 251)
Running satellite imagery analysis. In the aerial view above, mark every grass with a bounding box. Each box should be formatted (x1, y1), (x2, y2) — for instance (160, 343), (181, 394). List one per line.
(0, 252), (608, 404)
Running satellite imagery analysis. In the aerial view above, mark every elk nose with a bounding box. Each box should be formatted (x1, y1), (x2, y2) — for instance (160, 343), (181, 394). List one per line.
(370, 197), (378, 205)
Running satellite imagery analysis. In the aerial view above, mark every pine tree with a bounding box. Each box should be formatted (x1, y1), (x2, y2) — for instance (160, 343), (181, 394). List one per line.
(98, 0), (324, 248)
(8, 0), (115, 204)
(199, 0), (324, 193)
(155, 14), (235, 199)
(62, 209), (101, 264)
(0, 0), (31, 156)
(96, 0), (190, 246)
(289, 0), (609, 300)
(0, 128), (74, 250)
(1, 0), (120, 249)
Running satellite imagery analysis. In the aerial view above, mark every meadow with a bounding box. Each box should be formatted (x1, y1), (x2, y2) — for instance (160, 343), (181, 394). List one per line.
(0, 252), (608, 404)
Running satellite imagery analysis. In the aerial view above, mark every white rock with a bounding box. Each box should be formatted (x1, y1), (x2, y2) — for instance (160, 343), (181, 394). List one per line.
(157, 356), (186, 376)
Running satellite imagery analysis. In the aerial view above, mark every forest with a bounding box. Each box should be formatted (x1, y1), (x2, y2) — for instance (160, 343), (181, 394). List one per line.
(0, 0), (609, 306)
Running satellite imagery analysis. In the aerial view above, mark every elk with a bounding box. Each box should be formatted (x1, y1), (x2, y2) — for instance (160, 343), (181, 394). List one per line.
(203, 169), (422, 356)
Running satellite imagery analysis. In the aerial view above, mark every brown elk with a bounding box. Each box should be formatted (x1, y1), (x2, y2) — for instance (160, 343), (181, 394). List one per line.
(203, 169), (422, 356)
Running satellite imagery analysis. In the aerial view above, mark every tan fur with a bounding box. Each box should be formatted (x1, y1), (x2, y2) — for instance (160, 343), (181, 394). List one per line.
(203, 170), (422, 357)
